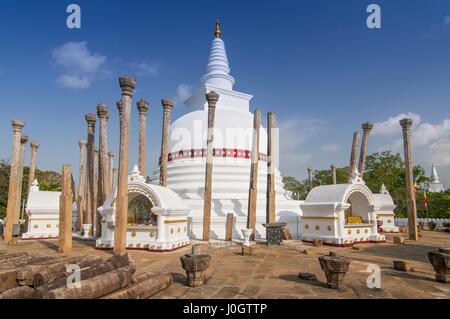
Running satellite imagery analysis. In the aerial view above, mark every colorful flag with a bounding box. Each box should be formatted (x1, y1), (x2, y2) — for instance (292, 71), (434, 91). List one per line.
(424, 191), (428, 209)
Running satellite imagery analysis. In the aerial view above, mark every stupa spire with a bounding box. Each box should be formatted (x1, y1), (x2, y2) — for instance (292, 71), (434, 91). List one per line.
(215, 19), (221, 38)
(200, 20), (235, 90)
(431, 165), (440, 184)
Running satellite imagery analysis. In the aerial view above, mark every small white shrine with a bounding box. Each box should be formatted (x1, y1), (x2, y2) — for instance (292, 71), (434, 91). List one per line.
(423, 165), (446, 193)
(299, 172), (386, 247)
(22, 179), (76, 240)
(374, 184), (398, 233)
(96, 166), (190, 252)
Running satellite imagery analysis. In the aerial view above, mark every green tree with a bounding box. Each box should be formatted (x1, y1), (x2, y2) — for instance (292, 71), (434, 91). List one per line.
(282, 176), (308, 200)
(363, 151), (427, 217)
(0, 159), (61, 219)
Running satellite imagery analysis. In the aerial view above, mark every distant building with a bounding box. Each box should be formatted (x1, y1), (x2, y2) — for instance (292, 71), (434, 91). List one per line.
(423, 165), (446, 193)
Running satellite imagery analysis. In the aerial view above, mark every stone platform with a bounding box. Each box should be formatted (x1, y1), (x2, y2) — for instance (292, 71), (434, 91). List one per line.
(1, 231), (449, 299)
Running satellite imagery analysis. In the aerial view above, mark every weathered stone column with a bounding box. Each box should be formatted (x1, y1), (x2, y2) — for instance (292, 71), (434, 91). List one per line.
(97, 104), (109, 237)
(331, 164), (337, 185)
(114, 76), (136, 255)
(94, 147), (99, 236)
(307, 167), (314, 190)
(15, 134), (29, 224)
(348, 131), (360, 182)
(137, 99), (149, 177)
(266, 112), (276, 224)
(76, 140), (87, 232)
(358, 122), (374, 178)
(59, 164), (73, 254)
(4, 120), (25, 241)
(159, 98), (175, 187)
(108, 151), (114, 192)
(202, 91), (219, 241)
(27, 141), (39, 194)
(247, 108), (261, 239)
(400, 118), (418, 241)
(84, 113), (97, 235)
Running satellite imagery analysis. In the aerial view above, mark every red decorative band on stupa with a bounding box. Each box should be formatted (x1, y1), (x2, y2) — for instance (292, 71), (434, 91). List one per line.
(164, 148), (268, 163)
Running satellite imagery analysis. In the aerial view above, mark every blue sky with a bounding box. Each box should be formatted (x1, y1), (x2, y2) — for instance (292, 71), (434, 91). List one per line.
(1, 0), (450, 186)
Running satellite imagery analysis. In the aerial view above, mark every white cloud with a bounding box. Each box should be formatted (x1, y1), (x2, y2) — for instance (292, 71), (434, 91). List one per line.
(322, 144), (340, 153)
(176, 84), (193, 103)
(444, 15), (450, 26)
(376, 113), (450, 186)
(413, 119), (450, 146)
(57, 75), (90, 89)
(51, 41), (106, 89)
(132, 61), (159, 76)
(372, 112), (421, 136)
(279, 117), (327, 178)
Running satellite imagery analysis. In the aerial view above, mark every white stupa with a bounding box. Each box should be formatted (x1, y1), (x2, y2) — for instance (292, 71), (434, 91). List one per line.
(424, 165), (445, 193)
(152, 21), (302, 240)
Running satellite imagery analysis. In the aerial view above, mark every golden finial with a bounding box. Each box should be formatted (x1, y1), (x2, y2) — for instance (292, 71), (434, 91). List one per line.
(214, 19), (221, 38)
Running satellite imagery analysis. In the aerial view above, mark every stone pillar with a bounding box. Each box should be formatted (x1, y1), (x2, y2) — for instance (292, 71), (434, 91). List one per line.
(331, 164), (337, 185)
(97, 104), (110, 237)
(84, 113), (97, 236)
(225, 213), (234, 242)
(307, 167), (314, 190)
(202, 91), (219, 241)
(400, 118), (418, 241)
(114, 76), (136, 255)
(4, 120), (25, 241)
(94, 147), (100, 236)
(348, 131), (360, 182)
(59, 164), (73, 254)
(15, 134), (29, 224)
(266, 112), (276, 224)
(76, 140), (86, 232)
(159, 98), (175, 187)
(27, 141), (39, 194)
(247, 108), (261, 239)
(137, 98), (149, 177)
(358, 122), (374, 178)
(108, 152), (114, 192)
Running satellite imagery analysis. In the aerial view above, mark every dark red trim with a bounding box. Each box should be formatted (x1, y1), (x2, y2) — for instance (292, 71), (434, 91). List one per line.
(302, 239), (386, 248)
(164, 148), (268, 163)
(95, 243), (189, 253)
(20, 236), (59, 241)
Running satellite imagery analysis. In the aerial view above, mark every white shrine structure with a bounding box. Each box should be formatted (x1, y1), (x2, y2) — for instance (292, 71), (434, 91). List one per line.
(22, 179), (76, 240)
(374, 184), (398, 233)
(423, 165), (446, 193)
(151, 22), (302, 240)
(96, 165), (190, 251)
(299, 172), (386, 247)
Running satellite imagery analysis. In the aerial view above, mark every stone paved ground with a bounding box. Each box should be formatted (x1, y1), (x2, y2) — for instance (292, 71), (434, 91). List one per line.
(1, 231), (449, 299)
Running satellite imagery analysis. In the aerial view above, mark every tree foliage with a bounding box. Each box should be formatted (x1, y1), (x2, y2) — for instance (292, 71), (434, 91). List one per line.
(0, 159), (61, 219)
(281, 151), (446, 218)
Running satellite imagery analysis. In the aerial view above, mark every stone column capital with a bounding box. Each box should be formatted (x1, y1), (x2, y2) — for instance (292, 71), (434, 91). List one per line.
(108, 151), (114, 158)
(96, 104), (109, 120)
(400, 118), (413, 130)
(137, 98), (149, 114)
(206, 91), (219, 107)
(85, 113), (97, 126)
(11, 119), (25, 133)
(362, 122), (374, 133)
(30, 141), (40, 150)
(161, 98), (175, 112)
(331, 164), (336, 170)
(20, 134), (30, 145)
(307, 167), (313, 173)
(119, 76), (137, 97)
(79, 139), (87, 147)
